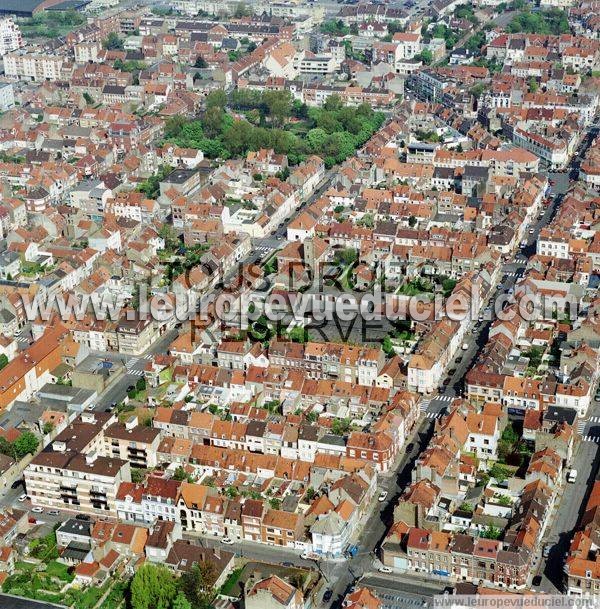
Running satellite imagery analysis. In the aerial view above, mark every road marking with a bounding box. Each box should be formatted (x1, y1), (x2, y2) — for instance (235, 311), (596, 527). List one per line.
(577, 422), (586, 433)
(127, 369), (145, 377)
(420, 400), (431, 411)
(435, 395), (453, 403)
(589, 416), (600, 424)
(426, 412), (443, 419)
(583, 435), (600, 443)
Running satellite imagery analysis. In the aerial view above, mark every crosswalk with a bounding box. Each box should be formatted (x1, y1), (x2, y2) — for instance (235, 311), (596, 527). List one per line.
(434, 395), (453, 403)
(588, 416), (600, 424)
(425, 411), (444, 419)
(582, 435), (600, 444)
(577, 421), (586, 434)
(256, 245), (274, 255)
(125, 354), (152, 376)
(505, 271), (521, 278)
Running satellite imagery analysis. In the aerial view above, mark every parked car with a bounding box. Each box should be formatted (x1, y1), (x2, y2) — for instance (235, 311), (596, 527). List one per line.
(221, 537), (235, 545)
(379, 566), (393, 573)
(567, 469), (578, 483)
(378, 491), (388, 502)
(11, 479), (23, 489)
(323, 590), (333, 602)
(47, 510), (60, 516)
(532, 575), (542, 587)
(18, 494), (27, 502)
(31, 507), (43, 513)
(543, 544), (551, 558)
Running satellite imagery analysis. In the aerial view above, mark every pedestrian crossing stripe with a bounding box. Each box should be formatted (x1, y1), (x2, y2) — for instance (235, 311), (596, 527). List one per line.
(128, 370), (144, 377)
(577, 423), (586, 433)
(589, 417), (600, 424)
(583, 436), (600, 443)
(436, 395), (453, 402)
(426, 412), (444, 419)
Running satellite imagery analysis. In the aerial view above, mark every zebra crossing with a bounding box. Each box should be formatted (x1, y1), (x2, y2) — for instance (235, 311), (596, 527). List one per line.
(588, 416), (600, 424)
(582, 435), (600, 444)
(577, 421), (587, 434)
(420, 394), (454, 418)
(125, 354), (152, 376)
(504, 271), (521, 278)
(256, 245), (274, 255)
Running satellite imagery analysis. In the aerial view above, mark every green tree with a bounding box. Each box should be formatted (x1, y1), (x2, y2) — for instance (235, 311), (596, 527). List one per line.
(470, 83), (486, 99)
(12, 432), (39, 460)
(83, 92), (94, 105)
(0, 354), (7, 370)
(179, 561), (218, 609)
(131, 564), (177, 609)
(331, 418), (351, 436)
(529, 76), (539, 92)
(263, 90), (292, 126)
(205, 89), (227, 110)
(173, 592), (192, 609)
(173, 466), (188, 481)
(334, 247), (358, 266)
(481, 525), (502, 540)
(194, 56), (207, 68)
(307, 128), (328, 153)
(42, 422), (54, 435)
(103, 32), (124, 50)
(234, 1), (251, 17)
(415, 49), (433, 65)
(203, 106), (224, 138)
(489, 463), (510, 482)
(131, 468), (145, 483)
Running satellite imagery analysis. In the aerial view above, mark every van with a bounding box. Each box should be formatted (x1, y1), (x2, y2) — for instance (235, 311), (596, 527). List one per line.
(461, 343), (469, 350)
(567, 469), (577, 483)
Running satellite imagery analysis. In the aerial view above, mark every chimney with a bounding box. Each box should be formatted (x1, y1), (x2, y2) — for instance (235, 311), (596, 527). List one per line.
(85, 451), (98, 466)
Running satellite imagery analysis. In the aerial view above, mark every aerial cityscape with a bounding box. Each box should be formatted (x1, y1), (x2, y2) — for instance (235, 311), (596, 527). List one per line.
(0, 0), (598, 607)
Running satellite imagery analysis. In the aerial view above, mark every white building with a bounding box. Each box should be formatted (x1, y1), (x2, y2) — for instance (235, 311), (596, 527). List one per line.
(0, 18), (22, 57)
(0, 82), (14, 112)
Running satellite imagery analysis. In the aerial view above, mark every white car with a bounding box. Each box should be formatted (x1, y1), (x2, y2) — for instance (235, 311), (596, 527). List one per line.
(31, 507), (43, 513)
(221, 537), (235, 545)
(378, 491), (388, 502)
(18, 494), (27, 502)
(567, 469), (578, 483)
(379, 566), (393, 573)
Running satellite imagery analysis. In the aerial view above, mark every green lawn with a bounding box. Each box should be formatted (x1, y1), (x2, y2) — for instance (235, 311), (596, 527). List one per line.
(45, 560), (74, 582)
(220, 567), (243, 596)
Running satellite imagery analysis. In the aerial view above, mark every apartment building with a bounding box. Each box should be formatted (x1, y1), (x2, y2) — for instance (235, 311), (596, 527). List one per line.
(0, 18), (22, 57)
(102, 417), (161, 469)
(4, 51), (66, 82)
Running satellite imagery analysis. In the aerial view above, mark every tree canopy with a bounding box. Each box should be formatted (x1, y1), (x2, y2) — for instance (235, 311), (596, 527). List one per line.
(507, 8), (570, 34)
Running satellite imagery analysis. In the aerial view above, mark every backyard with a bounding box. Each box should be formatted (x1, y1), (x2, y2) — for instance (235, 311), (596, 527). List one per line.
(2, 530), (118, 609)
